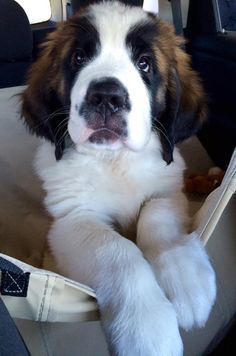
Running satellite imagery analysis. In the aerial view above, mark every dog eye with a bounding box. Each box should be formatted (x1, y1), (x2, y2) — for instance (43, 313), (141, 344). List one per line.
(73, 49), (86, 67)
(137, 56), (150, 73)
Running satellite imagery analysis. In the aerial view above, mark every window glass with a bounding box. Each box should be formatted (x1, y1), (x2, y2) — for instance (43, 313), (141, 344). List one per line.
(15, 0), (51, 24)
(143, 0), (159, 14)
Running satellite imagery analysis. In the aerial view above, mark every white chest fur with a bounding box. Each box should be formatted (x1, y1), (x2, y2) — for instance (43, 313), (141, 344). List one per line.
(35, 134), (185, 232)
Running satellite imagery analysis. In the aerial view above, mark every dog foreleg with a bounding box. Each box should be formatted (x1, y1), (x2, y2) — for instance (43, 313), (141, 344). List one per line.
(137, 195), (216, 331)
(49, 215), (183, 356)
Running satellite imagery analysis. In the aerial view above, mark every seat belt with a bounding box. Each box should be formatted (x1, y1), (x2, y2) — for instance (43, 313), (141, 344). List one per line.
(0, 257), (30, 355)
(168, 0), (184, 35)
(0, 297), (30, 356)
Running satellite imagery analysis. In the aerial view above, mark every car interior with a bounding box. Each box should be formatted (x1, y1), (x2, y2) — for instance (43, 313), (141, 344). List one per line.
(0, 1), (235, 355)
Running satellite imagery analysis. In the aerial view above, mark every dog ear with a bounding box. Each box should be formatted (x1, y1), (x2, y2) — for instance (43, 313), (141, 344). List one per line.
(155, 23), (207, 164)
(173, 45), (207, 143)
(21, 30), (69, 160)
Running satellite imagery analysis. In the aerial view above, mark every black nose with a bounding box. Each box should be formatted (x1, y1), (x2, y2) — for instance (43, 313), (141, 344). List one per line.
(86, 78), (130, 113)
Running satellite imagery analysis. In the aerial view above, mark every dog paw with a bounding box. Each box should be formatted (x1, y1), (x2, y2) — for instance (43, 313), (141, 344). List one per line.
(100, 286), (183, 356)
(152, 233), (216, 331)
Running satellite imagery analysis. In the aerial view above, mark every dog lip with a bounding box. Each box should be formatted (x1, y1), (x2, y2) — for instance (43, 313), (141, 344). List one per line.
(93, 127), (120, 135)
(89, 128), (123, 143)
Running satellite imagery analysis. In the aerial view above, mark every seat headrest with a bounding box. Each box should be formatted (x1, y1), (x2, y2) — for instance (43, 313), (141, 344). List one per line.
(0, 0), (33, 61)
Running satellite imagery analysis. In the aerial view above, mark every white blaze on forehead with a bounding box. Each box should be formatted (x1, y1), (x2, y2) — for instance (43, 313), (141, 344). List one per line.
(70, 1), (153, 151)
(90, 1), (149, 49)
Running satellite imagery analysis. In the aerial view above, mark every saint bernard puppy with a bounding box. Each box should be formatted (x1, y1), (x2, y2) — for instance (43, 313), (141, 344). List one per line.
(22, 1), (216, 355)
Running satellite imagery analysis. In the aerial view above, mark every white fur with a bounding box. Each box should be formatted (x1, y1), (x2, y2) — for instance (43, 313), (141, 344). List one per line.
(35, 133), (216, 355)
(35, 2), (216, 355)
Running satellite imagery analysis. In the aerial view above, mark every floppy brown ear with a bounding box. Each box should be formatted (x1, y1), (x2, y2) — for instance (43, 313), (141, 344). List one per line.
(174, 45), (207, 142)
(154, 21), (207, 164)
(21, 28), (70, 160)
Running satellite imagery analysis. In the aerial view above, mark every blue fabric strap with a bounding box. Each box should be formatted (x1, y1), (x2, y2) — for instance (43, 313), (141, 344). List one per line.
(0, 257), (30, 297)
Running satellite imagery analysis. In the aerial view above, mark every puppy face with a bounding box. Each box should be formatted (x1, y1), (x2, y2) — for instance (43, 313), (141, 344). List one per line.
(22, 1), (207, 163)
(68, 3), (155, 152)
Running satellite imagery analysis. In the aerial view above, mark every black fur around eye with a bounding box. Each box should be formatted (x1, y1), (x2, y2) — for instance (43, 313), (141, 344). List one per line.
(137, 56), (151, 73)
(73, 49), (87, 67)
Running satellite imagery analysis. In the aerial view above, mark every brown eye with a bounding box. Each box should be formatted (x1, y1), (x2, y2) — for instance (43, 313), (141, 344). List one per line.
(137, 56), (150, 73)
(73, 49), (86, 67)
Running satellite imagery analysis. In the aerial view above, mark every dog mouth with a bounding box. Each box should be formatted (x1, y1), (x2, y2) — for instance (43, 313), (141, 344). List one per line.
(89, 128), (122, 143)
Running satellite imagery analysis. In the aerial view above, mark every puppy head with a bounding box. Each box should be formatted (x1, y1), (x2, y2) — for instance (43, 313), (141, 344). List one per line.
(22, 1), (207, 162)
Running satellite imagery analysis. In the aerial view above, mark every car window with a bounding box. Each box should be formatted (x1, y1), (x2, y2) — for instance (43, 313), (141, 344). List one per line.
(15, 0), (51, 24)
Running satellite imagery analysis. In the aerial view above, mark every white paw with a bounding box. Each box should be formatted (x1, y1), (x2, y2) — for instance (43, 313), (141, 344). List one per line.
(152, 233), (216, 331)
(100, 286), (183, 356)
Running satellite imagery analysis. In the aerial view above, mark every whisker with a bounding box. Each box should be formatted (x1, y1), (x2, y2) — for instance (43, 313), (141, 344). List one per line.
(40, 106), (70, 121)
(152, 124), (173, 150)
(54, 118), (69, 139)
(29, 107), (70, 130)
(44, 108), (70, 122)
(56, 128), (69, 148)
(153, 119), (169, 135)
